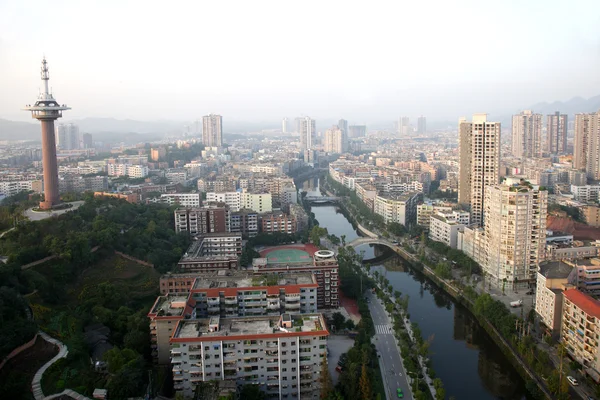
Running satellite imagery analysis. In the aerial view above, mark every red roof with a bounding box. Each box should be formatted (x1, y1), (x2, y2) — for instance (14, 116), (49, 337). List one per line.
(564, 289), (600, 318)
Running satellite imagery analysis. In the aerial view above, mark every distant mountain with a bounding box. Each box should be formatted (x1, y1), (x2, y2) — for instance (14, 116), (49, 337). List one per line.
(0, 119), (40, 141)
(66, 118), (183, 134)
(528, 95), (600, 115)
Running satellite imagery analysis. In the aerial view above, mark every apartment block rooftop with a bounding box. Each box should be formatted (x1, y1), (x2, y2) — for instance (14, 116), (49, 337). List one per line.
(172, 313), (328, 341)
(148, 295), (191, 318)
(538, 261), (573, 279)
(191, 270), (316, 290)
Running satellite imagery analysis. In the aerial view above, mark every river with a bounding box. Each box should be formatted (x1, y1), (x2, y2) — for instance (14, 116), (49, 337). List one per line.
(302, 178), (530, 400)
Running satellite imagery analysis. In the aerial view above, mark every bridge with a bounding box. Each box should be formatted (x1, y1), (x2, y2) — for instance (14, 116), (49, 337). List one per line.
(347, 237), (418, 262)
(304, 196), (340, 204)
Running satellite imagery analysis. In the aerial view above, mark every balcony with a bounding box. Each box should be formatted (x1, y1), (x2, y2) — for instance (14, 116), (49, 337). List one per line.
(285, 303), (301, 310)
(224, 298), (237, 305)
(207, 299), (220, 306)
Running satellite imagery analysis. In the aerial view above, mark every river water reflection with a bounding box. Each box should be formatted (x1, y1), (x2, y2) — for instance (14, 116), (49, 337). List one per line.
(303, 178), (529, 399)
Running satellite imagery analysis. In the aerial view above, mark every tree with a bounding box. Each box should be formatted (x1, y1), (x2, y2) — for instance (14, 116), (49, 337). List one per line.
(332, 312), (346, 332)
(319, 353), (333, 399)
(240, 384), (266, 400)
(359, 364), (372, 400)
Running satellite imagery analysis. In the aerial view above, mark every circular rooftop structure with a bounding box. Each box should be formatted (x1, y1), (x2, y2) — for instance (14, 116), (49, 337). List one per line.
(314, 250), (335, 259)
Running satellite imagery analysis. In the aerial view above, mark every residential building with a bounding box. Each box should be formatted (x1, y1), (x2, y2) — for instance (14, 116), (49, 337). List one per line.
(583, 206), (600, 227)
(107, 163), (148, 178)
(147, 295), (192, 364)
(82, 133), (93, 149)
(511, 110), (543, 158)
(417, 116), (426, 134)
(206, 192), (242, 211)
(169, 314), (329, 398)
(0, 180), (43, 197)
(571, 184), (600, 203)
(324, 126), (344, 154)
(458, 114), (501, 225)
(398, 117), (410, 135)
(299, 117), (315, 150)
(174, 206), (229, 235)
(151, 147), (166, 161)
(289, 204), (309, 232)
(545, 243), (599, 261)
(229, 209), (259, 237)
(568, 258), (600, 296)
(160, 193), (202, 208)
(547, 112), (568, 155)
(429, 210), (468, 249)
(574, 111), (600, 180)
(457, 225), (486, 265)
(338, 119), (348, 145)
(252, 250), (340, 309)
(176, 234), (242, 273)
(282, 117), (288, 133)
(535, 261), (572, 336)
(483, 181), (547, 289)
(165, 169), (189, 185)
(261, 212), (297, 234)
(561, 289), (600, 382)
(56, 123), (80, 150)
(59, 175), (107, 193)
(206, 191), (272, 213)
(202, 114), (223, 147)
(348, 125), (366, 138)
(373, 192), (422, 226)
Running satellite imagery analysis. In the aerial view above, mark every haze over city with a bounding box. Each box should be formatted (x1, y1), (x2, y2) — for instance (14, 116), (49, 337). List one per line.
(1, 0), (600, 125)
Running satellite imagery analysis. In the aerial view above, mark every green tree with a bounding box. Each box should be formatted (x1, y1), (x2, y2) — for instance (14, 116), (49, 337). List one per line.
(319, 353), (333, 399)
(359, 363), (372, 400)
(239, 384), (266, 400)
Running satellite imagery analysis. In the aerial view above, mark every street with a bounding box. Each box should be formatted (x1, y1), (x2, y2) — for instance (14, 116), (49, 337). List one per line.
(367, 290), (412, 400)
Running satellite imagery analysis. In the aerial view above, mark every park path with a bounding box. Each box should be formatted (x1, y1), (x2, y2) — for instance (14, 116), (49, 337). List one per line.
(31, 332), (92, 400)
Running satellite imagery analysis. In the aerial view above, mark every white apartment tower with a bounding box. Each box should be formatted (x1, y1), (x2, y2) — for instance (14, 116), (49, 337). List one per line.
(299, 117), (316, 150)
(202, 114), (223, 147)
(56, 123), (80, 150)
(574, 111), (600, 180)
(458, 114), (501, 226)
(282, 117), (289, 133)
(483, 181), (547, 290)
(547, 112), (568, 155)
(511, 110), (543, 158)
(324, 125), (344, 154)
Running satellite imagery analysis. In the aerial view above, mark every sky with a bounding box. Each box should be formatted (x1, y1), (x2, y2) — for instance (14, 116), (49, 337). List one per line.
(1, 0), (600, 125)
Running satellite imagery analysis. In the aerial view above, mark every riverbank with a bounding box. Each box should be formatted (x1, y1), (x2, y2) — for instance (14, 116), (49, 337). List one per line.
(332, 196), (552, 400)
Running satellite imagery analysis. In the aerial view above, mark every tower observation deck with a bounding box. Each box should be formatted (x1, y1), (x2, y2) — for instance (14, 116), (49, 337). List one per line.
(23, 58), (70, 210)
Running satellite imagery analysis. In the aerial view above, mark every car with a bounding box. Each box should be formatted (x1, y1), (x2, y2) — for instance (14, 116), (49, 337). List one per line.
(567, 376), (579, 386)
(397, 388), (403, 398)
(335, 365), (343, 373)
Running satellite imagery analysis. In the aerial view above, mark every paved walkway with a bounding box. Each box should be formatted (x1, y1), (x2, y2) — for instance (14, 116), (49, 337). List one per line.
(31, 331), (92, 400)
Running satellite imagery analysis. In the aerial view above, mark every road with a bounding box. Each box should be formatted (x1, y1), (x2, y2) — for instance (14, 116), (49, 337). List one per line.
(367, 290), (411, 400)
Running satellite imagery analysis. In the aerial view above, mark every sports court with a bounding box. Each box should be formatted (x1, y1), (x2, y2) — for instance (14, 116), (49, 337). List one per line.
(259, 244), (319, 264)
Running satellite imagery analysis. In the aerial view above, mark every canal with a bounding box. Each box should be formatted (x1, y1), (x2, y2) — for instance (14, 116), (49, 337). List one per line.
(302, 178), (530, 400)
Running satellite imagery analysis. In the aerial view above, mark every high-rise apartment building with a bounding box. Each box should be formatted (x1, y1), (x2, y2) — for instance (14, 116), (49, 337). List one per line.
(151, 147), (166, 161)
(458, 114), (501, 226)
(82, 133), (93, 149)
(398, 117), (410, 135)
(483, 180), (547, 290)
(574, 111), (600, 180)
(282, 117), (288, 133)
(202, 114), (223, 147)
(299, 117), (315, 150)
(174, 206), (229, 235)
(338, 119), (348, 137)
(348, 125), (366, 138)
(417, 116), (426, 134)
(511, 110), (543, 159)
(546, 112), (568, 155)
(324, 125), (344, 154)
(56, 123), (80, 150)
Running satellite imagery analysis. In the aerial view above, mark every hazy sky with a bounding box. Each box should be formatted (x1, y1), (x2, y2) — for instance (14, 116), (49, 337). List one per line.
(1, 0), (599, 124)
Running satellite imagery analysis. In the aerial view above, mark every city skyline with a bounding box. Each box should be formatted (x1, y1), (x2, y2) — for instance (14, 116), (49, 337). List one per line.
(1, 1), (600, 124)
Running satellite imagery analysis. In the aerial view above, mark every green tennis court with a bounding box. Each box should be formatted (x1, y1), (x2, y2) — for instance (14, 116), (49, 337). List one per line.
(263, 248), (312, 264)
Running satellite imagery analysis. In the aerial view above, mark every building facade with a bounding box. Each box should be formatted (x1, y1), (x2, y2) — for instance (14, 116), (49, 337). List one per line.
(458, 114), (501, 225)
(160, 193), (202, 208)
(574, 111), (600, 180)
(373, 192), (422, 226)
(324, 126), (344, 154)
(511, 110), (543, 158)
(534, 261), (572, 336)
(174, 206), (229, 235)
(429, 210), (467, 249)
(299, 117), (316, 150)
(202, 114), (223, 147)
(547, 112), (568, 155)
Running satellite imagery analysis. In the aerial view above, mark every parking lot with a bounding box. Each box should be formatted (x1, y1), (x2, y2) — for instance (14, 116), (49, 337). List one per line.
(327, 334), (354, 384)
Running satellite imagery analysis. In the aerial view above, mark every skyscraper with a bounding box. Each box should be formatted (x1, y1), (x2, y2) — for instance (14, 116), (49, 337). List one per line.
(338, 119), (348, 152)
(348, 125), (366, 138)
(399, 117), (410, 135)
(417, 116), (427, 134)
(23, 58), (70, 210)
(546, 112), (568, 155)
(299, 117), (315, 150)
(324, 126), (344, 154)
(56, 123), (80, 150)
(202, 114), (223, 147)
(282, 117), (289, 133)
(458, 114), (501, 226)
(574, 111), (600, 180)
(483, 181), (547, 290)
(511, 110), (543, 158)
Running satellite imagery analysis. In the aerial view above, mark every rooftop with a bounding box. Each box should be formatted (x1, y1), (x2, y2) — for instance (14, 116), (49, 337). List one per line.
(538, 261), (573, 279)
(192, 270), (315, 290)
(563, 289), (600, 318)
(173, 314), (327, 340)
(149, 295), (189, 317)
